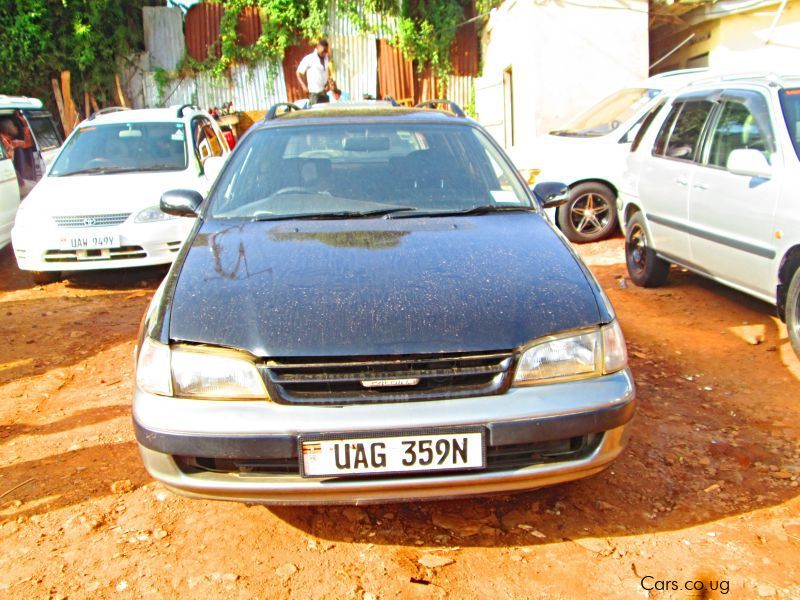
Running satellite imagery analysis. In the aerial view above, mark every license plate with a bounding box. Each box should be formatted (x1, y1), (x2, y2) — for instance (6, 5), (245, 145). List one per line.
(299, 429), (486, 477)
(59, 230), (120, 250)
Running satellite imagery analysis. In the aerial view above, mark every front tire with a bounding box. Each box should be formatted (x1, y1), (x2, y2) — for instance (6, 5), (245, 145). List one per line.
(30, 271), (62, 285)
(786, 267), (800, 358)
(625, 212), (669, 287)
(557, 182), (619, 243)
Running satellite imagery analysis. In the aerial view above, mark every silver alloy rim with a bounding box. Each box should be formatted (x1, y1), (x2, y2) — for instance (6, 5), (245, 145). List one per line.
(569, 193), (611, 235)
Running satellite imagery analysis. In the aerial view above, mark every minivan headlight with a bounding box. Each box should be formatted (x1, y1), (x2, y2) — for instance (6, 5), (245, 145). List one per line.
(135, 206), (175, 223)
(513, 322), (627, 385)
(135, 340), (267, 399)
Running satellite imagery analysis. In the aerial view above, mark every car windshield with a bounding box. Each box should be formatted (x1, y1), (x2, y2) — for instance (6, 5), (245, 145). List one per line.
(50, 122), (187, 176)
(551, 87), (660, 137)
(780, 88), (800, 160)
(208, 122), (533, 219)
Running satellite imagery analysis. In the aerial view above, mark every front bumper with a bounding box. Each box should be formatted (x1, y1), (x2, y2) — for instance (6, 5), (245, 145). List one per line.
(133, 369), (635, 504)
(11, 217), (194, 272)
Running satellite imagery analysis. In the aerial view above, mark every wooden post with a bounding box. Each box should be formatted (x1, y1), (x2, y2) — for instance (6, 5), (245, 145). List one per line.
(115, 74), (128, 108)
(89, 94), (100, 114)
(84, 91), (91, 120)
(60, 71), (78, 135)
(51, 78), (68, 133)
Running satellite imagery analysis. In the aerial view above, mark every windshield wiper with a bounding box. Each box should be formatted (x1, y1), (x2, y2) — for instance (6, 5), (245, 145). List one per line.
(56, 166), (148, 177)
(388, 205), (536, 219)
(249, 207), (416, 222)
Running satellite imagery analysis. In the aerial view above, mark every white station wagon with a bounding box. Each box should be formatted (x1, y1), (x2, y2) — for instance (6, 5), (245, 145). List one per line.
(12, 105), (229, 284)
(620, 73), (800, 356)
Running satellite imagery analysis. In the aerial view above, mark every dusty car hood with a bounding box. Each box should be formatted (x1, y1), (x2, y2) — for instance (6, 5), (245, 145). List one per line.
(23, 171), (197, 215)
(168, 213), (603, 357)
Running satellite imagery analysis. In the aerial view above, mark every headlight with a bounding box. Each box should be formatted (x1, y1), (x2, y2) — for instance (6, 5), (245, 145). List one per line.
(513, 322), (627, 385)
(171, 346), (267, 399)
(134, 340), (268, 399)
(136, 337), (173, 396)
(135, 206), (175, 223)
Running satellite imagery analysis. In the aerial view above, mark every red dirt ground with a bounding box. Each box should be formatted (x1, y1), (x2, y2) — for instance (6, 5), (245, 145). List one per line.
(1, 238), (798, 599)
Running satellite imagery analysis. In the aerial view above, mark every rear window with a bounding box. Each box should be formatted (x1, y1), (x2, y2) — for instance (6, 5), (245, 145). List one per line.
(780, 88), (800, 160)
(653, 100), (715, 161)
(208, 122), (532, 219)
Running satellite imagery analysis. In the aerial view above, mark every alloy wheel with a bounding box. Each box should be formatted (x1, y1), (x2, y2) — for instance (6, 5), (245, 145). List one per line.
(569, 193), (612, 236)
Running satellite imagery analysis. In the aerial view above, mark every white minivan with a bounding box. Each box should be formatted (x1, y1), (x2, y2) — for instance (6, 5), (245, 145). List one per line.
(619, 73), (800, 357)
(513, 69), (709, 242)
(0, 95), (64, 248)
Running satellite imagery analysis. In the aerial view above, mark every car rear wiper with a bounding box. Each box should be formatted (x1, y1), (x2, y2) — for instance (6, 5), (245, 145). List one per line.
(388, 205), (537, 219)
(250, 207), (417, 221)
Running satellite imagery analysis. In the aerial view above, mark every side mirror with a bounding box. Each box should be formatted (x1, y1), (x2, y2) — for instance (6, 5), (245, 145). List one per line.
(726, 149), (771, 179)
(160, 189), (203, 217)
(532, 181), (570, 209)
(202, 155), (225, 181)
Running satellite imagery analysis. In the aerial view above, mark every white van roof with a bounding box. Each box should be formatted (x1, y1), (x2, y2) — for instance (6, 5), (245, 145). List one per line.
(0, 95), (45, 111)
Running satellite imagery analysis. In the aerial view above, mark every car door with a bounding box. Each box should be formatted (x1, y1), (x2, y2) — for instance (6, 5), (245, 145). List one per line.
(638, 95), (717, 261)
(23, 111), (63, 172)
(192, 116), (227, 194)
(0, 143), (21, 249)
(689, 90), (781, 298)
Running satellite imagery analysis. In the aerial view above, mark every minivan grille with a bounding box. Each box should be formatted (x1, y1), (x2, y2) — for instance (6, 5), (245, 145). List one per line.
(261, 351), (514, 405)
(43, 245), (146, 262)
(53, 213), (130, 228)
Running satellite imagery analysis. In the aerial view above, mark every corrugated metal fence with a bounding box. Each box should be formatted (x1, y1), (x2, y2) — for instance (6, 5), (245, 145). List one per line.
(129, 5), (475, 114)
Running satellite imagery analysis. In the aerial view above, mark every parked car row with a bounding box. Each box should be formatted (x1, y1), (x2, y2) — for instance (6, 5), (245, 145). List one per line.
(3, 74), (798, 506)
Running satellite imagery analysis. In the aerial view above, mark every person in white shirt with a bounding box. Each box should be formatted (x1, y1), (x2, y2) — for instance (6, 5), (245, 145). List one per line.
(296, 40), (331, 106)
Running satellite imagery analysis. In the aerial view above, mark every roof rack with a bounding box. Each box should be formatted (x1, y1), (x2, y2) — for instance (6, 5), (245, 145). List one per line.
(264, 102), (303, 120)
(686, 72), (786, 88)
(415, 99), (465, 118)
(88, 106), (130, 120)
(176, 103), (201, 118)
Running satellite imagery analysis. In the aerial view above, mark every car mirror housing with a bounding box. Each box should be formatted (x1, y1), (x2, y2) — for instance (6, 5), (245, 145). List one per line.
(726, 148), (771, 179)
(160, 189), (203, 217)
(532, 181), (569, 209)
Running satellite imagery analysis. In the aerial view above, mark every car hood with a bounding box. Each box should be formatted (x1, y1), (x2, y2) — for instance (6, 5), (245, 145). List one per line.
(23, 171), (196, 215)
(509, 134), (610, 172)
(168, 213), (604, 357)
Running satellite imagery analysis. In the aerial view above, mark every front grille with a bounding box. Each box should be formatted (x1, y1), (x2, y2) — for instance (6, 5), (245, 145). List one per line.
(53, 213), (131, 228)
(43, 245), (146, 262)
(174, 434), (601, 477)
(261, 351), (514, 405)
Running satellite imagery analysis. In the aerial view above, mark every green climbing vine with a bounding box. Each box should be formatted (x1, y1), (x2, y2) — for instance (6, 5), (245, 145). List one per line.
(175, 0), (475, 84)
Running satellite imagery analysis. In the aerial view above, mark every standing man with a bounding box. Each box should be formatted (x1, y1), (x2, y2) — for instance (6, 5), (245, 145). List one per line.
(296, 39), (331, 106)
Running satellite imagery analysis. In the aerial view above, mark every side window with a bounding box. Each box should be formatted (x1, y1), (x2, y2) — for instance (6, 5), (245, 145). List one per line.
(705, 98), (775, 168)
(663, 101), (714, 161)
(26, 115), (62, 151)
(630, 99), (666, 152)
(652, 104), (681, 156)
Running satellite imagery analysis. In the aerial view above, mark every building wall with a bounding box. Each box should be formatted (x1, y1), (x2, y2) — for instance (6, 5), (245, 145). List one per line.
(476, 0), (649, 151)
(650, 0), (800, 74)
